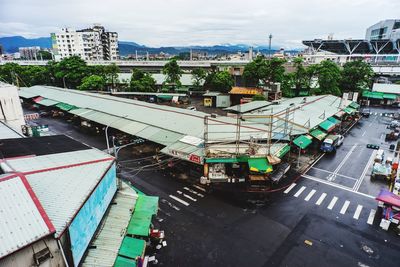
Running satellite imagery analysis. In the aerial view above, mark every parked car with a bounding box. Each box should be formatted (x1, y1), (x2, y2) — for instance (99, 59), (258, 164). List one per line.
(390, 120), (400, 128)
(360, 108), (371, 117)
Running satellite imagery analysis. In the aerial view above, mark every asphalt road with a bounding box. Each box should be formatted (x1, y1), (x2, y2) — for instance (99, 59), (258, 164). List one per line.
(27, 109), (400, 267)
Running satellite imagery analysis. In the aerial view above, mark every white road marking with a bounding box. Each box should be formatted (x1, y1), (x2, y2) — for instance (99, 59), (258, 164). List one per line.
(294, 186), (306, 197)
(177, 190), (182, 194)
(353, 151), (376, 192)
(160, 198), (180, 211)
(304, 153), (326, 173)
(367, 209), (376, 225)
(183, 187), (204, 197)
(192, 185), (206, 192)
(353, 205), (363, 220)
(304, 189), (316, 201)
(374, 112), (377, 115)
(284, 183), (297, 194)
(326, 143), (358, 182)
(315, 193), (327, 206)
(183, 193), (197, 202)
(362, 131), (366, 137)
(169, 195), (189, 206)
(327, 196), (338, 210)
(302, 174), (375, 199)
(340, 200), (350, 214)
(311, 167), (357, 180)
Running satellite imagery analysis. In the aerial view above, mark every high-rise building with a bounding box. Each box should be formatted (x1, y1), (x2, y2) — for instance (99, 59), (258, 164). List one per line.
(19, 46), (41, 60)
(52, 24), (119, 61)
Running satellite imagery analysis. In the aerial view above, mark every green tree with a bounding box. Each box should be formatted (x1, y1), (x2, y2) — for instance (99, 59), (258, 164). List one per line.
(291, 57), (309, 97)
(204, 71), (234, 93)
(54, 56), (90, 88)
(78, 75), (106, 91)
(252, 94), (267, 101)
(129, 68), (156, 92)
(163, 59), (182, 87)
(20, 65), (50, 86)
(191, 68), (207, 90)
(104, 63), (120, 88)
(340, 60), (373, 93)
(37, 50), (53, 60)
(314, 60), (342, 96)
(0, 63), (23, 84)
(242, 56), (286, 87)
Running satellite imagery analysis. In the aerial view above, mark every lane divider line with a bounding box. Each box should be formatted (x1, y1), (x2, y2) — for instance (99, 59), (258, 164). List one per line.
(192, 185), (206, 192)
(183, 187), (204, 197)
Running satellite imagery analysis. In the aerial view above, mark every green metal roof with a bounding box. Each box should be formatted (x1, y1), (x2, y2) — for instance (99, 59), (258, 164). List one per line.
(114, 256), (137, 267)
(362, 90), (384, 99)
(310, 128), (328, 141)
(327, 116), (341, 125)
(274, 144), (290, 159)
(38, 98), (59, 106)
(383, 93), (397, 100)
(318, 120), (336, 132)
(118, 236), (145, 260)
(157, 95), (173, 100)
(293, 135), (312, 149)
(126, 210), (152, 237)
(134, 195), (159, 215)
(348, 102), (360, 109)
(55, 102), (78, 111)
(344, 107), (357, 114)
(205, 157), (246, 163)
(248, 157), (273, 173)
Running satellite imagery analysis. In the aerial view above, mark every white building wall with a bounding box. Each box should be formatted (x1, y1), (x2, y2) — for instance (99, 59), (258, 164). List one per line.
(0, 83), (25, 133)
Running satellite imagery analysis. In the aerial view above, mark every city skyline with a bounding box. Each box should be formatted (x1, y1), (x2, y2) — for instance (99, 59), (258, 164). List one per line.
(0, 0), (400, 48)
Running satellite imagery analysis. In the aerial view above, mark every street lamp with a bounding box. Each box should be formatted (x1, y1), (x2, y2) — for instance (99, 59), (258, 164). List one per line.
(105, 115), (128, 154)
(297, 141), (303, 169)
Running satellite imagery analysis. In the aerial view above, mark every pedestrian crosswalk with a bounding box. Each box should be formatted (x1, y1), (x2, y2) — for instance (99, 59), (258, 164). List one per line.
(160, 184), (207, 213)
(283, 183), (377, 225)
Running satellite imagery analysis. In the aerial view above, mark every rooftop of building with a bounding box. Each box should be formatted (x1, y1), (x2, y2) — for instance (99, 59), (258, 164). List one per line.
(224, 100), (272, 113)
(0, 173), (55, 259)
(0, 135), (115, 240)
(372, 83), (400, 95)
(0, 121), (23, 139)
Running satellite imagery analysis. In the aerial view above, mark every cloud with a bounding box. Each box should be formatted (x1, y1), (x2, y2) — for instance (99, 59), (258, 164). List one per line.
(0, 0), (399, 48)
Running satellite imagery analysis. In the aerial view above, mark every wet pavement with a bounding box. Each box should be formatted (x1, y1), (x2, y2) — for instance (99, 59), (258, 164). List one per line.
(25, 106), (400, 267)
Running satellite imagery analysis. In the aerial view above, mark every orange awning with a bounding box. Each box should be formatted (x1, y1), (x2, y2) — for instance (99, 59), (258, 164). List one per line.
(229, 87), (264, 95)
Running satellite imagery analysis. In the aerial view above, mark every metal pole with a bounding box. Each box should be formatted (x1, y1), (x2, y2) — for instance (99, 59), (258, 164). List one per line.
(297, 141), (303, 169)
(105, 124), (111, 154)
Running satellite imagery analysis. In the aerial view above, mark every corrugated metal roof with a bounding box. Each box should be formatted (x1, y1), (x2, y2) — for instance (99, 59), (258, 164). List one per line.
(0, 174), (55, 258)
(5, 149), (114, 237)
(37, 98), (59, 106)
(82, 182), (137, 267)
(118, 73), (200, 86)
(0, 121), (23, 139)
(372, 83), (400, 94)
(18, 90), (38, 99)
(203, 92), (222, 97)
(224, 101), (272, 113)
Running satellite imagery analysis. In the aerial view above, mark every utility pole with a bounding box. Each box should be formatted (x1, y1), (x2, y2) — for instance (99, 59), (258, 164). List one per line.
(268, 34), (273, 57)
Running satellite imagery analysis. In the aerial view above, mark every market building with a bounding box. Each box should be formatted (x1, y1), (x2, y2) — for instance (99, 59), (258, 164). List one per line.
(361, 83), (400, 106)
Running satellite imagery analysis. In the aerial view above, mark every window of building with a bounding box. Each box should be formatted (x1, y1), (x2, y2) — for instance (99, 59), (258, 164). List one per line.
(393, 22), (400, 30)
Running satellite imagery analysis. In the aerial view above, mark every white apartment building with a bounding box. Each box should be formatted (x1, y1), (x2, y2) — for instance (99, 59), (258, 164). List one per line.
(52, 24), (118, 61)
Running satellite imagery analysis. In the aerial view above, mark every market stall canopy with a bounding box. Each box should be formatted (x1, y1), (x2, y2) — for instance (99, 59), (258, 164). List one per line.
(318, 119), (336, 132)
(348, 102), (360, 109)
(362, 91), (384, 100)
(383, 93), (397, 100)
(117, 236), (146, 261)
(327, 116), (341, 125)
(293, 135), (313, 149)
(157, 95), (173, 100)
(126, 210), (152, 237)
(114, 256), (137, 267)
(344, 107), (357, 114)
(18, 90), (39, 99)
(55, 102), (78, 111)
(134, 195), (159, 215)
(248, 157), (273, 173)
(274, 144), (290, 159)
(376, 189), (400, 207)
(229, 87), (264, 95)
(310, 128), (328, 141)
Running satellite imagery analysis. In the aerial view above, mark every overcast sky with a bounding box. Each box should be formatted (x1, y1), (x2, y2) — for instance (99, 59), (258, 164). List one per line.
(1, 0), (399, 48)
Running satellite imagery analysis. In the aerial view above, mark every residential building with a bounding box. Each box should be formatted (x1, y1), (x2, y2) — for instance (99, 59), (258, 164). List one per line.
(52, 24), (119, 61)
(19, 46), (41, 60)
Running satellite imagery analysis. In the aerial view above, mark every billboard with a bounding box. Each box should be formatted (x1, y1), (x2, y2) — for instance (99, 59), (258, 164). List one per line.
(68, 164), (117, 266)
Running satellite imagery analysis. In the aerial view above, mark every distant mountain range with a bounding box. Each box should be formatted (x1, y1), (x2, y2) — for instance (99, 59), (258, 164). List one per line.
(0, 36), (300, 56)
